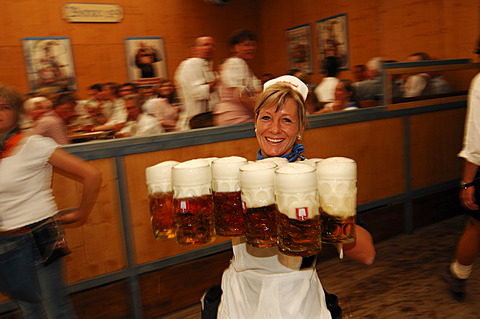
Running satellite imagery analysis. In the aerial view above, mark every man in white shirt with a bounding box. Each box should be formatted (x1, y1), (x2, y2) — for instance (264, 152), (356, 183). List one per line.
(116, 94), (163, 137)
(174, 36), (219, 130)
(443, 39), (480, 301)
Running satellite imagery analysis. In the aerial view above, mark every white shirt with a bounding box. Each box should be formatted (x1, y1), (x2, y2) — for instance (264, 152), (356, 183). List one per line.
(118, 113), (163, 137)
(458, 73), (480, 165)
(314, 77), (339, 103)
(174, 58), (218, 130)
(0, 135), (58, 230)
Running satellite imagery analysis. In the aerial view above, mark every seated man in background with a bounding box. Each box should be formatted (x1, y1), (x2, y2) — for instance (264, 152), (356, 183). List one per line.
(34, 93), (78, 145)
(116, 94), (163, 137)
(353, 64), (369, 82)
(353, 57), (384, 100)
(22, 96), (53, 130)
(403, 52), (433, 98)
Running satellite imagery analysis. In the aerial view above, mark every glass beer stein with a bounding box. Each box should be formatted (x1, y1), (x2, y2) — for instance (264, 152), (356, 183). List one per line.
(316, 157), (357, 244)
(172, 159), (215, 245)
(145, 160), (179, 239)
(211, 156), (247, 237)
(239, 161), (278, 248)
(275, 163), (322, 257)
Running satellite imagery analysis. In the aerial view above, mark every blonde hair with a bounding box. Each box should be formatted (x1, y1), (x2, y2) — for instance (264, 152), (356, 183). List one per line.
(254, 83), (307, 129)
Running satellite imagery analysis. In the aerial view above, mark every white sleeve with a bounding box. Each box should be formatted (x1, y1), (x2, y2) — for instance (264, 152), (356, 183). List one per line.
(459, 74), (480, 166)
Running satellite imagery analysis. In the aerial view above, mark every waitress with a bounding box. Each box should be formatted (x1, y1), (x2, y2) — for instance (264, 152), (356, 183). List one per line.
(217, 76), (375, 319)
(0, 84), (102, 318)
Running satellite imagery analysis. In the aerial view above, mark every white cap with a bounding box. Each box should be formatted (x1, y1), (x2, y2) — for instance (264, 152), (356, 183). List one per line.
(263, 75), (309, 101)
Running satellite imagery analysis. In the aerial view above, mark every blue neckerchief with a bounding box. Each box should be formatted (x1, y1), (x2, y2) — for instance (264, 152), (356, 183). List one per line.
(256, 143), (306, 163)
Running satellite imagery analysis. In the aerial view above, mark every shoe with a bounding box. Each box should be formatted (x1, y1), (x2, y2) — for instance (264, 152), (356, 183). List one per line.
(441, 265), (467, 301)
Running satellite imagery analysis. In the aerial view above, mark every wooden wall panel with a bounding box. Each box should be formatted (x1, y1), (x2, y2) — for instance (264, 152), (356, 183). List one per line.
(303, 117), (405, 204)
(52, 158), (126, 284)
(410, 108), (466, 189)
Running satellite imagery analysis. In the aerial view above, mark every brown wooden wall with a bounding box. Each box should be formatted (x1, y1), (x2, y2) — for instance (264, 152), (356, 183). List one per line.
(0, 0), (478, 96)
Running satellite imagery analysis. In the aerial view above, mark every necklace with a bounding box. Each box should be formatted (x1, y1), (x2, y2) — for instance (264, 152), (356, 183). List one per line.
(0, 127), (23, 159)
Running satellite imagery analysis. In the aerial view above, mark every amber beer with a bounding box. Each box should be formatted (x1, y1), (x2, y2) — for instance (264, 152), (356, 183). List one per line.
(275, 163), (322, 256)
(316, 157), (357, 244)
(211, 157), (247, 237)
(145, 160), (179, 239)
(172, 159), (215, 245)
(240, 161), (278, 248)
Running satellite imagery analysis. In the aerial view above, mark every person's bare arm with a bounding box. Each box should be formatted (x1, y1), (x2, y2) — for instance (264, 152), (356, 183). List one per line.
(48, 148), (102, 224)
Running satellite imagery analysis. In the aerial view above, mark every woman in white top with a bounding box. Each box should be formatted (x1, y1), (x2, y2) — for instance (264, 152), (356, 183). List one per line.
(315, 79), (359, 114)
(0, 84), (102, 318)
(214, 30), (262, 126)
(217, 76), (375, 319)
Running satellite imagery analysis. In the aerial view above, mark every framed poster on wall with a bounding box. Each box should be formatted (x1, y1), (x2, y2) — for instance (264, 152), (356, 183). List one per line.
(22, 37), (77, 93)
(285, 24), (314, 74)
(316, 14), (349, 72)
(124, 37), (167, 87)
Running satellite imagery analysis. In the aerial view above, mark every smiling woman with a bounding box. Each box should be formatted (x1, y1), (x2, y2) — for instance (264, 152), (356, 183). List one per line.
(254, 80), (307, 159)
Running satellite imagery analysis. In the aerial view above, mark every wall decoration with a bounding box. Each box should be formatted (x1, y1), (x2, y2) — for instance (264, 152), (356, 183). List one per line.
(124, 37), (168, 87)
(22, 37), (77, 93)
(316, 13), (349, 72)
(285, 24), (314, 74)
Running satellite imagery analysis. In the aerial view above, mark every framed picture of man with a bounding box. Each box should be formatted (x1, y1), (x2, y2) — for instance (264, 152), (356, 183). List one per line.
(285, 24), (314, 74)
(316, 14), (349, 72)
(124, 37), (167, 86)
(22, 37), (77, 93)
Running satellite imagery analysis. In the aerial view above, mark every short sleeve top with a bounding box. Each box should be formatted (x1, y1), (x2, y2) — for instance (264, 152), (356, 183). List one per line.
(0, 135), (58, 230)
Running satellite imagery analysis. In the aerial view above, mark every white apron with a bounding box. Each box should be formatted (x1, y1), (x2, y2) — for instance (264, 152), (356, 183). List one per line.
(217, 237), (331, 319)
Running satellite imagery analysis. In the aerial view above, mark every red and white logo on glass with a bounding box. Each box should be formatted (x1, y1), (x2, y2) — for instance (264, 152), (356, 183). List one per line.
(296, 207), (308, 221)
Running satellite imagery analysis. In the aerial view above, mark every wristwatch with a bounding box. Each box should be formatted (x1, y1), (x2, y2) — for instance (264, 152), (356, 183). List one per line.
(459, 181), (475, 189)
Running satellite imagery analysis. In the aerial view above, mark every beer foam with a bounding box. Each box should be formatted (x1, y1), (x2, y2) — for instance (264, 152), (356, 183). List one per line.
(316, 157), (356, 180)
(172, 159), (212, 198)
(274, 163), (317, 193)
(211, 157), (247, 192)
(256, 157), (288, 167)
(240, 162), (276, 207)
(145, 160), (179, 193)
(302, 158), (323, 167)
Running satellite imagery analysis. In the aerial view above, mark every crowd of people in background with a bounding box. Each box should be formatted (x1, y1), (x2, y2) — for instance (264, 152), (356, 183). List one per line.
(17, 28), (456, 145)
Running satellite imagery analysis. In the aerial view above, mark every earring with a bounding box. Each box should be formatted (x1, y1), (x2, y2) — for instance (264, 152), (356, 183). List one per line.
(297, 136), (302, 141)
(254, 128), (257, 133)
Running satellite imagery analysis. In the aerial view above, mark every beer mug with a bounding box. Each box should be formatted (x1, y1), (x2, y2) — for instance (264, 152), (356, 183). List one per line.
(275, 163), (322, 256)
(316, 157), (357, 243)
(172, 159), (215, 245)
(145, 160), (179, 239)
(239, 161), (278, 248)
(211, 156), (247, 237)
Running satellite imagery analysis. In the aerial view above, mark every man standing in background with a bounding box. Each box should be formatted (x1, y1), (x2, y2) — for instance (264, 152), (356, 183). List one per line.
(443, 39), (480, 301)
(174, 36), (218, 130)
